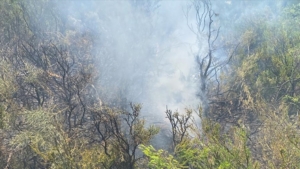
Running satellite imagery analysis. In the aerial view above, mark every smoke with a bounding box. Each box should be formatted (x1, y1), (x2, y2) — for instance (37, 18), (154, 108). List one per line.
(48, 0), (201, 122)
(23, 0), (292, 123)
(18, 0), (296, 150)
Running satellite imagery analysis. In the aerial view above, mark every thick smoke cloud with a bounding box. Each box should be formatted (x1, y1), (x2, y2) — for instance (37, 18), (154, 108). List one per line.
(49, 0), (201, 122)
(32, 0), (291, 123)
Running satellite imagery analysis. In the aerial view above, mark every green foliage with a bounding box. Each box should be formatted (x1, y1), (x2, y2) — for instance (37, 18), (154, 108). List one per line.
(7, 105), (160, 168)
(10, 109), (81, 168)
(222, 2), (300, 168)
(233, 2), (300, 116)
(141, 113), (259, 169)
(140, 144), (182, 169)
(255, 104), (300, 168)
(174, 120), (258, 169)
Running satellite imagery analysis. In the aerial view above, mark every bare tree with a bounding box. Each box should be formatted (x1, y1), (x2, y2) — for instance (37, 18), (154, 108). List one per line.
(165, 108), (192, 151)
(91, 103), (159, 169)
(186, 0), (221, 117)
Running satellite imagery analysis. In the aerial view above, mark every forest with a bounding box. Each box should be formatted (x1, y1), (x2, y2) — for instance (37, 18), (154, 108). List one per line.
(1, 0), (300, 168)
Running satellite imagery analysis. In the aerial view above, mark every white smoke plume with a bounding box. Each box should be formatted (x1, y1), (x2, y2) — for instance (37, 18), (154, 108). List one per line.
(25, 0), (291, 123)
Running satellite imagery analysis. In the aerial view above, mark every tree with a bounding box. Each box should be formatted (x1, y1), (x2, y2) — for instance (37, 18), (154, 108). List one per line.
(214, 2), (300, 166)
(142, 108), (259, 169)
(186, 0), (222, 118)
(90, 103), (159, 168)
